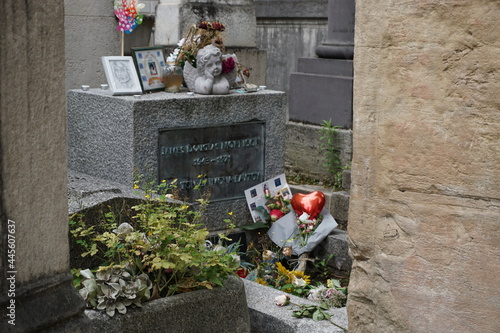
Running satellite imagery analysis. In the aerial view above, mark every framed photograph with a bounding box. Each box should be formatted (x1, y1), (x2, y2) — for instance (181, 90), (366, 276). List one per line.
(102, 56), (142, 96)
(131, 47), (166, 93)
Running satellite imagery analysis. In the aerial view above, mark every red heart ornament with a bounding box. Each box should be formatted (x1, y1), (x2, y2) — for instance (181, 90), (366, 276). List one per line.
(291, 191), (326, 220)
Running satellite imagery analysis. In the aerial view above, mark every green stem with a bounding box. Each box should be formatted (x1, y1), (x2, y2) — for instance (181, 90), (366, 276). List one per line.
(327, 317), (348, 332)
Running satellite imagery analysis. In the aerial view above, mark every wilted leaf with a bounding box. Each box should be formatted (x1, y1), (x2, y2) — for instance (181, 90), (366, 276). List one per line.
(313, 310), (324, 321)
(80, 269), (95, 279)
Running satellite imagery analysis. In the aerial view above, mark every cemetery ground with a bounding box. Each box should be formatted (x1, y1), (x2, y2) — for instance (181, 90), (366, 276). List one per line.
(68, 170), (350, 332)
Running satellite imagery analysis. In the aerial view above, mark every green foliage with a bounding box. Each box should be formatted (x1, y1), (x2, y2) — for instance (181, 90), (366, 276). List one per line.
(291, 302), (348, 331)
(70, 179), (243, 316)
(69, 212), (98, 257)
(319, 119), (349, 190)
(71, 268), (85, 289)
(280, 283), (313, 298)
(313, 254), (334, 280)
(292, 302), (331, 320)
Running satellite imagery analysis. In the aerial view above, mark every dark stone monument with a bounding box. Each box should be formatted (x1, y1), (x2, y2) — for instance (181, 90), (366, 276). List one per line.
(315, 0), (355, 59)
(289, 0), (354, 128)
(158, 121), (265, 202)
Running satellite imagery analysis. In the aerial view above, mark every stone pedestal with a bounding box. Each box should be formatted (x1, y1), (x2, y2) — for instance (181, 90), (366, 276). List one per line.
(67, 89), (287, 231)
(288, 0), (354, 127)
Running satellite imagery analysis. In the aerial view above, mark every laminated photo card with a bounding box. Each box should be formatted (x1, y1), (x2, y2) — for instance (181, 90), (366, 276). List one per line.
(244, 174), (338, 256)
(244, 173), (292, 223)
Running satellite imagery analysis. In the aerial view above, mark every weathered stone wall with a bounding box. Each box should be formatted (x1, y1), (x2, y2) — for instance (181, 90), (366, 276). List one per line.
(348, 1), (500, 332)
(1, 0), (68, 286)
(1, 0), (88, 331)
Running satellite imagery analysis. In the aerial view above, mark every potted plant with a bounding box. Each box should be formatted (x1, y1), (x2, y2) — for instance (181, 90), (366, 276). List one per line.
(70, 179), (251, 326)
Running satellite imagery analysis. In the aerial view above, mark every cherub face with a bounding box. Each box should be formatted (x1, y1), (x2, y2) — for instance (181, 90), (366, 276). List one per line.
(204, 55), (222, 76)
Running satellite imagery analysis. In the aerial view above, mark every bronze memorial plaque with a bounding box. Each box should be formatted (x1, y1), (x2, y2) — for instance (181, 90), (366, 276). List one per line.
(158, 121), (265, 202)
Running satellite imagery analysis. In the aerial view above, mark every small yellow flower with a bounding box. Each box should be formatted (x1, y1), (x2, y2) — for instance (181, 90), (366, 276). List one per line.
(255, 278), (267, 286)
(133, 184), (139, 189)
(144, 194), (150, 199)
(161, 179), (166, 183)
(181, 205), (189, 210)
(276, 262), (290, 276)
(197, 174), (203, 178)
(228, 212), (233, 216)
(289, 270), (311, 285)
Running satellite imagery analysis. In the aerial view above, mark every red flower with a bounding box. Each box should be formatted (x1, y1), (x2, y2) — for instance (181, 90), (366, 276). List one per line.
(222, 57), (235, 74)
(270, 209), (285, 221)
(211, 21), (225, 31)
(236, 267), (248, 278)
(198, 21), (208, 29)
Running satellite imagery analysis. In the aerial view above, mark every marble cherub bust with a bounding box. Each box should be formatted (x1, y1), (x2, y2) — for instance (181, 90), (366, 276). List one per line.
(183, 44), (236, 95)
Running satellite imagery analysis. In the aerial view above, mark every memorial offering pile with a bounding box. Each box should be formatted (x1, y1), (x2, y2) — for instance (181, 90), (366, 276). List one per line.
(70, 180), (249, 316)
(168, 20), (252, 86)
(242, 175), (348, 308)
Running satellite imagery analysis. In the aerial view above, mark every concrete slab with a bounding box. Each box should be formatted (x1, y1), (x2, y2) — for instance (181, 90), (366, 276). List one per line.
(243, 279), (348, 333)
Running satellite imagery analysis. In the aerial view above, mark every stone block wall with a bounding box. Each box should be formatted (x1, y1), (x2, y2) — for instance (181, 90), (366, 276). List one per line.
(347, 1), (500, 332)
(285, 122), (352, 183)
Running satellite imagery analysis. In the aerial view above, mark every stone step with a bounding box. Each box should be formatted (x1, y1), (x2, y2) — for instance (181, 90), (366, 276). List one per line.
(312, 229), (352, 276)
(342, 169), (351, 191)
(297, 57), (353, 77)
(289, 72), (353, 127)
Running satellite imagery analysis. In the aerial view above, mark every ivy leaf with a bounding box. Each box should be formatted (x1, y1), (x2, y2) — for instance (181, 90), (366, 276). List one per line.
(209, 276), (223, 287)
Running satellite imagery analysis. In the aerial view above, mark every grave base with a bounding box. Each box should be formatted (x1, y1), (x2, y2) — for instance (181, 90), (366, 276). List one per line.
(67, 89), (287, 231)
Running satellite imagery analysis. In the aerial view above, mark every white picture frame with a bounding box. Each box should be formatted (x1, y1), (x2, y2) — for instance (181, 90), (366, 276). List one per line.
(102, 56), (142, 95)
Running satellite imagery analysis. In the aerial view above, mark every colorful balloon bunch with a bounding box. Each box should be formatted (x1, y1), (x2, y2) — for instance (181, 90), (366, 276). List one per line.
(114, 0), (145, 34)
